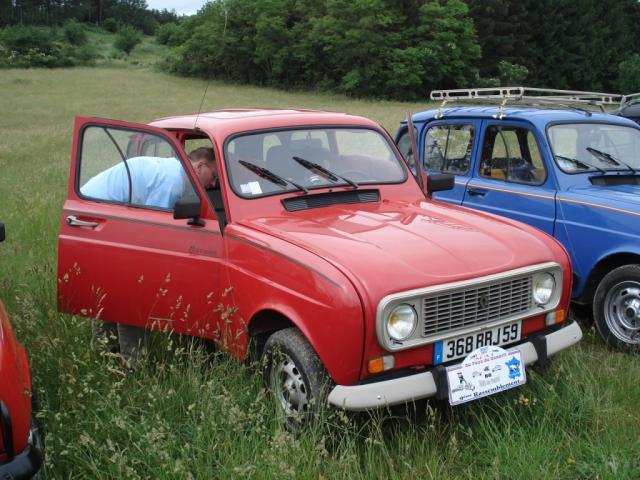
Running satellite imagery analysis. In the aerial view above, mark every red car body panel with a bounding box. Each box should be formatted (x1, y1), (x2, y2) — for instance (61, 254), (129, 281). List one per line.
(0, 301), (32, 461)
(58, 111), (573, 387)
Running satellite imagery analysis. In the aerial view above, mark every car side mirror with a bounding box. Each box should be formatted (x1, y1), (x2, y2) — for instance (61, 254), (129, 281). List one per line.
(426, 173), (455, 193)
(0, 223), (4, 242)
(173, 196), (205, 226)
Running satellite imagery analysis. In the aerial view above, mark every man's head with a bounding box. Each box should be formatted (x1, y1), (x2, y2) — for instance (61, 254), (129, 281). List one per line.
(188, 147), (217, 189)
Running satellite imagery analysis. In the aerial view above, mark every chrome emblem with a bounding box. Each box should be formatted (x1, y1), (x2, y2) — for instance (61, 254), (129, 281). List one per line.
(478, 294), (489, 310)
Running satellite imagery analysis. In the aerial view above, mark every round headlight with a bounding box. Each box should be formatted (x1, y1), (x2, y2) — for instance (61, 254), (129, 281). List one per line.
(533, 273), (556, 305)
(386, 304), (417, 341)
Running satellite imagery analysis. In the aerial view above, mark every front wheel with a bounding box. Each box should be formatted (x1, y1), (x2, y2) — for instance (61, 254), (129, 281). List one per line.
(593, 264), (640, 351)
(263, 328), (330, 430)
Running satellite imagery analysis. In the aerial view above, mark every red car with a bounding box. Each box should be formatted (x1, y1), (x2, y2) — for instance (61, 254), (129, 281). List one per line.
(0, 223), (43, 478)
(57, 111), (582, 424)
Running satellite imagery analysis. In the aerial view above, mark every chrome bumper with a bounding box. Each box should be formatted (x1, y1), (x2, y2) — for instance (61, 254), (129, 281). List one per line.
(327, 320), (582, 411)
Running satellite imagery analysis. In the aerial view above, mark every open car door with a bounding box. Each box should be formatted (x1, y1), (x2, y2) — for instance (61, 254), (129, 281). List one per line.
(57, 117), (227, 341)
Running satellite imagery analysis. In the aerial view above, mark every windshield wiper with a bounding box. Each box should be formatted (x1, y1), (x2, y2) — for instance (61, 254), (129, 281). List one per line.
(555, 154), (607, 174)
(292, 156), (359, 189)
(587, 147), (637, 174)
(238, 160), (309, 194)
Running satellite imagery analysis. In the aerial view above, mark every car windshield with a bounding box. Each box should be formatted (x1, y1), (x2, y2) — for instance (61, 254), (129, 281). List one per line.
(225, 128), (406, 197)
(548, 123), (640, 173)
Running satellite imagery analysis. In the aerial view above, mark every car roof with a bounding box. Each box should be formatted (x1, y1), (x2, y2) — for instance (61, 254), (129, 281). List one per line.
(148, 109), (383, 139)
(410, 106), (640, 129)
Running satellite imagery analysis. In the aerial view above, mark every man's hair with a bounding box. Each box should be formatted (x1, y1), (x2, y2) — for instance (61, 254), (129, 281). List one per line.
(188, 147), (214, 164)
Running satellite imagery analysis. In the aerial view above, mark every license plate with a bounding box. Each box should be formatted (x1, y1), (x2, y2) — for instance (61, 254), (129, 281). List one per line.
(446, 347), (526, 405)
(433, 321), (521, 365)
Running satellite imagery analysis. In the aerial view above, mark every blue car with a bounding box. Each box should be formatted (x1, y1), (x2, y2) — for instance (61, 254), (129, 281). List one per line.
(396, 89), (640, 351)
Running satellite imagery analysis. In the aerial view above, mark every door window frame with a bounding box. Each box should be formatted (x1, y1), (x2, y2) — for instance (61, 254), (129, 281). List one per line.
(477, 121), (548, 186)
(75, 120), (204, 213)
(422, 120), (476, 175)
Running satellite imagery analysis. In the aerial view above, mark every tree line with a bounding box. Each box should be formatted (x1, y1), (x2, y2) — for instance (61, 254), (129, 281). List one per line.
(0, 0), (178, 34)
(2, 0), (640, 98)
(158, 0), (640, 99)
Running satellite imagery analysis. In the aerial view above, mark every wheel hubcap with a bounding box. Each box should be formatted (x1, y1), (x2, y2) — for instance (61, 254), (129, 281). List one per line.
(271, 353), (310, 419)
(604, 281), (640, 344)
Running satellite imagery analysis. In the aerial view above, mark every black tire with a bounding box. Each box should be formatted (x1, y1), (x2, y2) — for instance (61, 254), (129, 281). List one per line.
(263, 328), (330, 430)
(593, 264), (640, 352)
(28, 414), (44, 480)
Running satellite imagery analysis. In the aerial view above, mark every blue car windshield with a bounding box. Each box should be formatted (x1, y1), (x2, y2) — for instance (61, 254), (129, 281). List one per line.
(548, 123), (640, 173)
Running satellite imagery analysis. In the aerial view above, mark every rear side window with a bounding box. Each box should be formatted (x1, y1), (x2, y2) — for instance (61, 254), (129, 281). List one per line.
(424, 124), (474, 174)
(479, 125), (546, 185)
(78, 126), (196, 210)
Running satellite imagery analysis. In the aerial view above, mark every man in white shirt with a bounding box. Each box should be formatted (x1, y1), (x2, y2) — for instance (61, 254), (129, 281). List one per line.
(81, 147), (217, 209)
(88, 147), (217, 365)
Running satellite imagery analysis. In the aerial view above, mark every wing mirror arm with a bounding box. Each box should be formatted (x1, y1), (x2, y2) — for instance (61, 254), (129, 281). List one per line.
(173, 196), (205, 227)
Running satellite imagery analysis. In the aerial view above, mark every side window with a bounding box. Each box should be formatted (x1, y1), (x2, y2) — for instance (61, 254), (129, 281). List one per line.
(480, 125), (546, 185)
(78, 126), (196, 210)
(424, 124), (474, 174)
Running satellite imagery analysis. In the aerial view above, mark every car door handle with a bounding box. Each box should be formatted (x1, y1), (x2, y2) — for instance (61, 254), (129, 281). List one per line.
(466, 187), (487, 197)
(66, 215), (99, 228)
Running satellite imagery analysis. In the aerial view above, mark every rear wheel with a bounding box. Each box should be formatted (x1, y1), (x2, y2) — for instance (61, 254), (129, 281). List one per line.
(263, 328), (330, 430)
(593, 264), (640, 351)
(28, 413), (44, 480)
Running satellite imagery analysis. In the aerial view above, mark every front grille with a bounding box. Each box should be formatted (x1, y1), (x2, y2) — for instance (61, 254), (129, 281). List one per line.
(422, 276), (532, 337)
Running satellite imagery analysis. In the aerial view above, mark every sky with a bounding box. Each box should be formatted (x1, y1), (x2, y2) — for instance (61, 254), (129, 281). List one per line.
(146, 1), (209, 16)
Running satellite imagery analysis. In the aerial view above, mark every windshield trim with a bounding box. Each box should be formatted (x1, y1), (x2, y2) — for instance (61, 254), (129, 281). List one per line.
(545, 120), (640, 175)
(223, 124), (409, 200)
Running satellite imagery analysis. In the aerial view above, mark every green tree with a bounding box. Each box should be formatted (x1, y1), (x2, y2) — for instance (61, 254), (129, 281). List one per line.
(619, 54), (640, 93)
(63, 19), (87, 45)
(113, 25), (141, 55)
(103, 17), (118, 33)
(466, 0), (531, 79)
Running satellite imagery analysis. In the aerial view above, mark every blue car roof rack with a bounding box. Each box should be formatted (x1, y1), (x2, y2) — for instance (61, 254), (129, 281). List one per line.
(430, 87), (622, 119)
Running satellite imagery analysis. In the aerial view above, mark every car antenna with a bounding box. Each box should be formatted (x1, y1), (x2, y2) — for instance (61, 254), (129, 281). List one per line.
(194, 8), (228, 132)
(193, 80), (210, 132)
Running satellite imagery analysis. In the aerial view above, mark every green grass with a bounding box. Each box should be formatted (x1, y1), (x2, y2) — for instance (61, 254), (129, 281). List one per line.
(0, 68), (639, 479)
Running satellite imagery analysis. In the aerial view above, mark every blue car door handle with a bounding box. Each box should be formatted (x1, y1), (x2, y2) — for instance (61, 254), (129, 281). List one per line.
(466, 187), (487, 197)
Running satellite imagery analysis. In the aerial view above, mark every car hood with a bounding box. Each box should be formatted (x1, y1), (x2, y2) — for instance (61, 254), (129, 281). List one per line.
(238, 198), (558, 300)
(566, 183), (640, 209)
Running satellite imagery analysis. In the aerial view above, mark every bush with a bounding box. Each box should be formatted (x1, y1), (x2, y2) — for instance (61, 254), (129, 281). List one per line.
(0, 25), (97, 68)
(497, 61), (529, 86)
(113, 26), (141, 55)
(140, 16), (159, 36)
(618, 54), (640, 93)
(103, 18), (118, 33)
(63, 20), (87, 46)
(0, 25), (56, 56)
(156, 23), (179, 46)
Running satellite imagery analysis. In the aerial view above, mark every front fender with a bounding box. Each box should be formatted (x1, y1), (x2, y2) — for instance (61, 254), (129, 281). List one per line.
(224, 227), (364, 385)
(556, 197), (640, 296)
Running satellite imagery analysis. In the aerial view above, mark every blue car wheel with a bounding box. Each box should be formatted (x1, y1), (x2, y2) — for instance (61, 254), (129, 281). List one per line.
(594, 264), (640, 351)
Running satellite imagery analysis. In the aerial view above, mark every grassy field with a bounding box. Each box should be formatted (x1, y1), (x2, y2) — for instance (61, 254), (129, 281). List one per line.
(0, 68), (639, 479)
